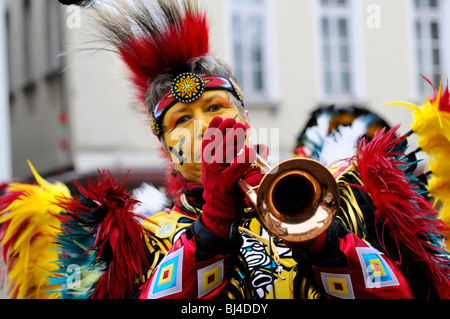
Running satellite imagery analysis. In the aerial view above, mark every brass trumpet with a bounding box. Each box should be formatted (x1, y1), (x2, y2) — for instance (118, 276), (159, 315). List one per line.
(238, 154), (340, 243)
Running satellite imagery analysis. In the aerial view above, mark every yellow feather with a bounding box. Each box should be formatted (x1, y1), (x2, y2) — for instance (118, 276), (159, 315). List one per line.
(387, 79), (450, 250)
(429, 150), (450, 178)
(383, 101), (421, 110)
(27, 160), (69, 195)
(438, 114), (450, 141)
(418, 135), (450, 155)
(0, 161), (72, 299)
(428, 177), (450, 199)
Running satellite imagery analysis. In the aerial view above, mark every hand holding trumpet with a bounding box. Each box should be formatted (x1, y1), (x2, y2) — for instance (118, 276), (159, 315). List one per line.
(200, 116), (339, 245)
(200, 117), (258, 238)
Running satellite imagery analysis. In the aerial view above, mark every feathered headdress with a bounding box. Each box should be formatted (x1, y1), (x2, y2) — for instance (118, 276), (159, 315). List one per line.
(89, 0), (243, 136)
(91, 0), (210, 102)
(386, 77), (450, 248)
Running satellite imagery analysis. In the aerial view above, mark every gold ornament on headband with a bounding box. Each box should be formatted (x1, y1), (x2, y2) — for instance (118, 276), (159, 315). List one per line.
(150, 114), (160, 136)
(171, 73), (205, 103)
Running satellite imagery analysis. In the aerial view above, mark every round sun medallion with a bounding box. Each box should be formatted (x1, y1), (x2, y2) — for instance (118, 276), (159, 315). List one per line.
(171, 73), (205, 103)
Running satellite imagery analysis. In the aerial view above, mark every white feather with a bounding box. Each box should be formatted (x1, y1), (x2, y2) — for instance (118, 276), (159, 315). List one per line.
(302, 112), (332, 157)
(318, 115), (374, 166)
(305, 112), (332, 147)
(91, 0), (188, 40)
(132, 183), (169, 220)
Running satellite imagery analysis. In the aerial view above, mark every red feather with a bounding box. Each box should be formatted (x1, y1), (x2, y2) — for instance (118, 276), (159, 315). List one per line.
(0, 184), (22, 212)
(438, 84), (450, 113)
(352, 126), (450, 296)
(421, 74), (450, 113)
(118, 10), (210, 101)
(432, 82), (450, 113)
(0, 182), (9, 194)
(0, 187), (26, 262)
(61, 171), (151, 299)
(164, 168), (184, 204)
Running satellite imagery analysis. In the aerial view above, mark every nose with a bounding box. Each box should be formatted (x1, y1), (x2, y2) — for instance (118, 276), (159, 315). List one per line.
(194, 111), (211, 140)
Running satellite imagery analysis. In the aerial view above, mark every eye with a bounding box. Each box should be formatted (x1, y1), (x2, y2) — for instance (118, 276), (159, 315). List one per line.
(175, 115), (190, 126)
(208, 104), (224, 112)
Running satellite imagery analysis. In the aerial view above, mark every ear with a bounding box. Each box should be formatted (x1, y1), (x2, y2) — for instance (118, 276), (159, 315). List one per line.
(244, 110), (251, 129)
(159, 145), (170, 159)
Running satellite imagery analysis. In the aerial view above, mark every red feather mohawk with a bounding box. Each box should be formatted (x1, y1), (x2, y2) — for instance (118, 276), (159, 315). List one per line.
(91, 0), (210, 102)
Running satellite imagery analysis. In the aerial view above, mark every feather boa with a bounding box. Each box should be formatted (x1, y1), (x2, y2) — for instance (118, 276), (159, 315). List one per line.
(47, 208), (103, 299)
(386, 77), (450, 248)
(0, 161), (71, 299)
(352, 127), (450, 297)
(53, 170), (151, 299)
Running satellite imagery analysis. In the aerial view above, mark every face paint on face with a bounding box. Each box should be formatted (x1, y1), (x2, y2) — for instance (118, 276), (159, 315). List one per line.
(168, 135), (187, 166)
(162, 90), (248, 184)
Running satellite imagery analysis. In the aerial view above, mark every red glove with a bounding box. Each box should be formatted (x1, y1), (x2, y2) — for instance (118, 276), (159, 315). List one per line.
(201, 117), (257, 238)
(241, 144), (269, 207)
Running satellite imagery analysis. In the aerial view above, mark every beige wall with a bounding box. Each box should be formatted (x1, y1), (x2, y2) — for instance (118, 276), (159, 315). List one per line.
(65, 28), (160, 172)
(6, 0), (448, 179)
(6, 0), (72, 179)
(220, 0), (423, 157)
(361, 0), (415, 133)
(60, 0), (448, 169)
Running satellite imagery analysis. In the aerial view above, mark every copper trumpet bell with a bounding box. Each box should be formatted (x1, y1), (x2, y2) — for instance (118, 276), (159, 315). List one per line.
(238, 156), (340, 243)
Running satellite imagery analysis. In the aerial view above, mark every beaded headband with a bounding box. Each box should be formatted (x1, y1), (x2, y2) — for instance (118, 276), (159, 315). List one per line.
(151, 72), (244, 136)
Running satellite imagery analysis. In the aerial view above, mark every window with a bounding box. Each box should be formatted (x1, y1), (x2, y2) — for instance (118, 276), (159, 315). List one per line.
(46, 0), (62, 74)
(413, 0), (445, 93)
(228, 0), (276, 102)
(23, 0), (34, 85)
(317, 0), (360, 100)
(5, 10), (12, 89)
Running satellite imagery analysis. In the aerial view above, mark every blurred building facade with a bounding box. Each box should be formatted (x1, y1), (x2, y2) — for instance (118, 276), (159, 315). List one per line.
(4, 0), (72, 180)
(2, 0), (449, 185)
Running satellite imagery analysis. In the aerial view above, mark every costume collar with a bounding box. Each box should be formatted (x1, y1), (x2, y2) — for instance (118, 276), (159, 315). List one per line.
(173, 171), (205, 216)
